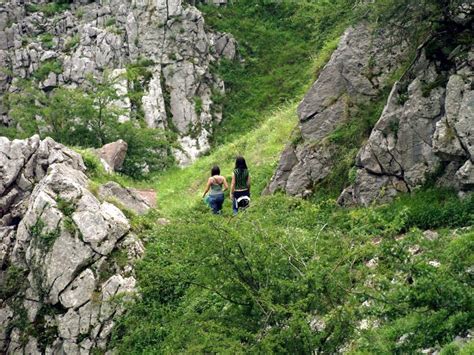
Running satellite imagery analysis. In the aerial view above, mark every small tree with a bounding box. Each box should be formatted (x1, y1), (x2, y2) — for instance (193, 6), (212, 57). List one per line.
(79, 71), (125, 147)
(6, 72), (176, 178)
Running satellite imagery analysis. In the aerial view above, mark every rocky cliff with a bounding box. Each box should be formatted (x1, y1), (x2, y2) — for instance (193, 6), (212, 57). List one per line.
(265, 23), (408, 196)
(267, 3), (473, 204)
(0, 136), (143, 354)
(0, 0), (236, 165)
(339, 36), (474, 205)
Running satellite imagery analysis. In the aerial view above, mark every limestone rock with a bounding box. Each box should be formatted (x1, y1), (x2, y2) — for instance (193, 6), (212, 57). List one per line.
(133, 189), (157, 209)
(98, 181), (152, 215)
(343, 47), (474, 205)
(0, 136), (139, 354)
(0, 135), (85, 226)
(97, 139), (128, 172)
(142, 69), (167, 129)
(267, 24), (408, 196)
(0, 0), (237, 167)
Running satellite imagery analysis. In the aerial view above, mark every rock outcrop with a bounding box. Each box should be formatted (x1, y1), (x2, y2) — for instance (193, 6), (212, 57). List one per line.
(98, 181), (152, 215)
(0, 136), (143, 354)
(0, 0), (237, 165)
(265, 24), (407, 196)
(339, 46), (474, 205)
(97, 139), (128, 173)
(268, 6), (473, 204)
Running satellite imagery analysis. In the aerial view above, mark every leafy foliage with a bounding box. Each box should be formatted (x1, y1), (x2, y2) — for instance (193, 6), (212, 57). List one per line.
(26, 0), (71, 16)
(112, 190), (473, 353)
(6, 72), (175, 178)
(32, 59), (62, 82)
(0, 266), (27, 299)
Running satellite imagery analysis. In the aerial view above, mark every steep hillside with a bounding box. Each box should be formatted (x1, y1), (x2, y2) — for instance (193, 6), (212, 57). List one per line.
(109, 1), (474, 354)
(268, 0), (473, 203)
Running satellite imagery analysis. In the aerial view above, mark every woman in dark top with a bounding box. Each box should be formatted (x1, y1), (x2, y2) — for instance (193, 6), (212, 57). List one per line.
(203, 165), (228, 214)
(230, 156), (251, 214)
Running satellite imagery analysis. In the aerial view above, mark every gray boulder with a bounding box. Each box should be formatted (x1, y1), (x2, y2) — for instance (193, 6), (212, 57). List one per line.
(97, 139), (128, 173)
(98, 181), (153, 215)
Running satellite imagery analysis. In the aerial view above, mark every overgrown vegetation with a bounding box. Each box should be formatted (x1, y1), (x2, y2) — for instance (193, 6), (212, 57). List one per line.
(26, 0), (71, 17)
(32, 59), (62, 82)
(30, 219), (61, 251)
(107, 2), (474, 353)
(4, 72), (175, 179)
(112, 189), (473, 353)
(3, 1), (472, 353)
(0, 266), (27, 299)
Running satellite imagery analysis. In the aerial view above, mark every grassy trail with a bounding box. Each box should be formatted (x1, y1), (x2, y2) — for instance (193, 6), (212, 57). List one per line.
(151, 103), (298, 217)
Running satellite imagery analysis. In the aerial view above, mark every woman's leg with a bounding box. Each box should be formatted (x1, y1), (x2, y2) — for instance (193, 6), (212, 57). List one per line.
(215, 194), (224, 214)
(233, 190), (248, 214)
(232, 194), (239, 214)
(209, 195), (217, 214)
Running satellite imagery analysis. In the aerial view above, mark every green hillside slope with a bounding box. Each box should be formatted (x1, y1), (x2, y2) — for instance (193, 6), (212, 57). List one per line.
(108, 1), (473, 353)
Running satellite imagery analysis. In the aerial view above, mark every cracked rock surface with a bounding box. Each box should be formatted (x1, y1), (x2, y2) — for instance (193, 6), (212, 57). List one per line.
(340, 46), (474, 206)
(0, 136), (143, 354)
(265, 24), (407, 196)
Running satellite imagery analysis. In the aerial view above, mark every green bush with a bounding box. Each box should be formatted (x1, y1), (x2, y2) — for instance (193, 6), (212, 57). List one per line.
(64, 34), (80, 52)
(32, 59), (62, 82)
(383, 188), (474, 231)
(26, 0), (71, 16)
(115, 122), (176, 179)
(8, 73), (176, 178)
(0, 266), (27, 299)
(112, 190), (473, 353)
(39, 33), (54, 49)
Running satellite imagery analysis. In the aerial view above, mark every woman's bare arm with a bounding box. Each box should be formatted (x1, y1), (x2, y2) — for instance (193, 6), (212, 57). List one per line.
(222, 176), (229, 191)
(202, 178), (212, 198)
(230, 174), (235, 196)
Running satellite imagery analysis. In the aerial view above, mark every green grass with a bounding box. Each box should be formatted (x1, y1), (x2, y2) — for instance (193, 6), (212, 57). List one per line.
(26, 1), (70, 16)
(151, 103), (297, 216)
(112, 190), (474, 353)
(51, 2), (473, 352)
(199, 0), (355, 147)
(77, 102), (296, 218)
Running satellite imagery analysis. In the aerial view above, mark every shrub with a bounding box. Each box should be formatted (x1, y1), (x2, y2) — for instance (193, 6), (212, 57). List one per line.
(32, 59), (62, 82)
(39, 33), (54, 49)
(0, 266), (27, 299)
(193, 96), (203, 116)
(26, 0), (71, 16)
(112, 191), (474, 353)
(115, 122), (176, 179)
(64, 34), (80, 52)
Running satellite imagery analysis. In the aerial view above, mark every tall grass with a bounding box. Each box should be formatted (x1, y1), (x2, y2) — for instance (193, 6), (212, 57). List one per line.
(200, 0), (356, 146)
(152, 103), (298, 216)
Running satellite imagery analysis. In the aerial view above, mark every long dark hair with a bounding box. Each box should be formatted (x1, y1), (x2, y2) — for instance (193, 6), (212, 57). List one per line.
(211, 165), (220, 176)
(235, 156), (248, 170)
